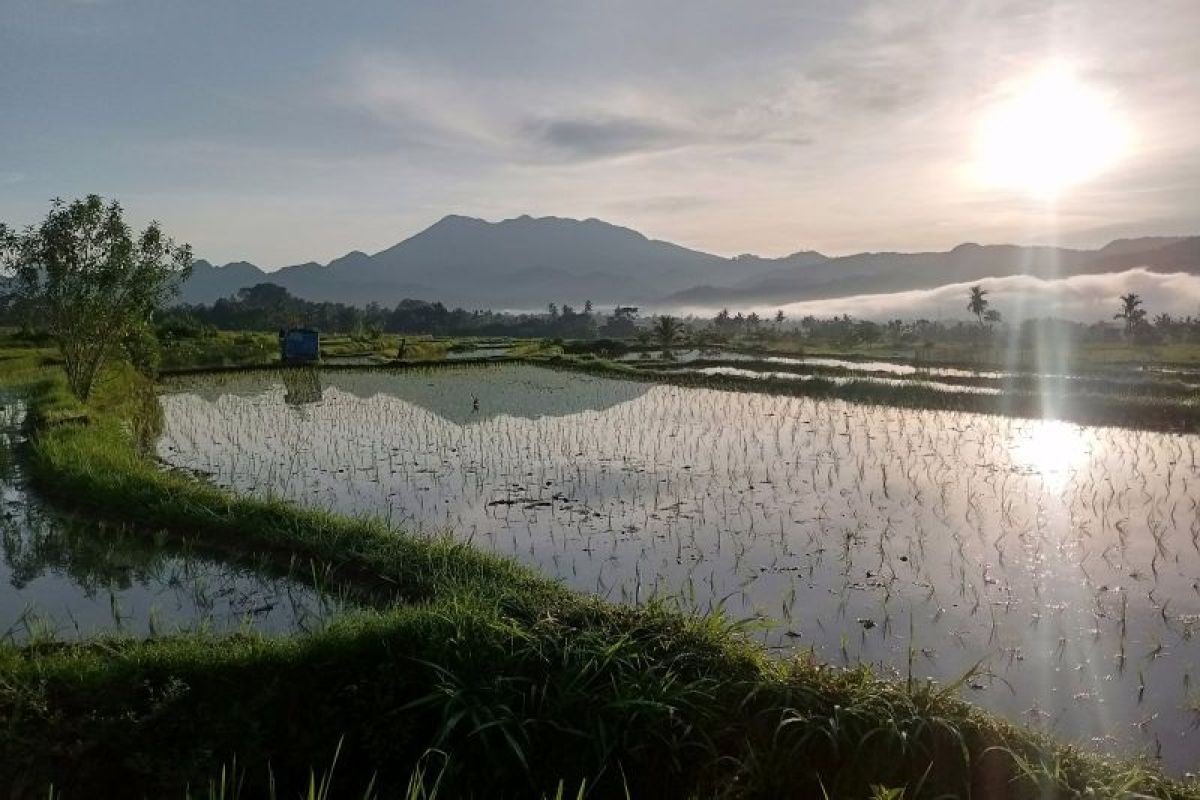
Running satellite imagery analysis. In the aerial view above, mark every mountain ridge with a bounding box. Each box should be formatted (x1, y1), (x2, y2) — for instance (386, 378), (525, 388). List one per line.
(180, 215), (1199, 309)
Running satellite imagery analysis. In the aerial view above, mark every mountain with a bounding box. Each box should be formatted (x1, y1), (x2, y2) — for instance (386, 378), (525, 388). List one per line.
(179, 214), (1198, 310)
(181, 215), (796, 308)
(183, 260), (270, 304)
(664, 237), (1200, 306)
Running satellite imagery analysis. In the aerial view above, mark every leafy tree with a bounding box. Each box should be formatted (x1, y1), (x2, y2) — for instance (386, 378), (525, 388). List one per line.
(983, 308), (1002, 326)
(1114, 293), (1147, 338)
(967, 285), (989, 326)
(122, 320), (162, 378)
(237, 282), (291, 310)
(0, 195), (192, 400)
(599, 306), (637, 338)
(653, 315), (681, 350)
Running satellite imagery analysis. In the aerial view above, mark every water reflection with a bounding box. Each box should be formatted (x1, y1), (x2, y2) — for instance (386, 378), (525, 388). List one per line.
(282, 367), (324, 406)
(158, 365), (1200, 773)
(1007, 419), (1094, 489)
(0, 396), (345, 641)
(164, 365), (653, 426)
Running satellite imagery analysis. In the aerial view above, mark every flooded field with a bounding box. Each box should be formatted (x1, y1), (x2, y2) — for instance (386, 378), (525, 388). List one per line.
(685, 366), (1004, 395)
(624, 349), (1200, 388)
(0, 399), (346, 642)
(158, 364), (1200, 772)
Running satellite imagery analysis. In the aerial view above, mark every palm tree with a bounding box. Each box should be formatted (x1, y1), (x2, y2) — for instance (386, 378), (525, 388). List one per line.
(967, 285), (989, 327)
(1114, 293), (1146, 337)
(654, 315), (681, 351)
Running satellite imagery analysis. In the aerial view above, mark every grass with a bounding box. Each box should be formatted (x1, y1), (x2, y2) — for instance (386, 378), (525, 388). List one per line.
(159, 331), (280, 370)
(0, 335), (1197, 797)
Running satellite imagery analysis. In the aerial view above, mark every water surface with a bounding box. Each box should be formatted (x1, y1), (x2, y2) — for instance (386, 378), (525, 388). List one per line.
(159, 365), (1200, 772)
(0, 397), (345, 641)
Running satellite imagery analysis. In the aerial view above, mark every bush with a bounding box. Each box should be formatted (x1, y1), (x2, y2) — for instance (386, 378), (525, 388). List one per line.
(122, 323), (161, 378)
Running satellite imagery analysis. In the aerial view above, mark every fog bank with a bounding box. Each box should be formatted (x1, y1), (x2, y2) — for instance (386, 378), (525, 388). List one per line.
(672, 268), (1200, 323)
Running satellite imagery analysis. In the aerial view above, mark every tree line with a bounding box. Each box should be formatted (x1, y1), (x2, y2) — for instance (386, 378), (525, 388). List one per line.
(155, 283), (645, 340)
(4, 196), (1197, 403)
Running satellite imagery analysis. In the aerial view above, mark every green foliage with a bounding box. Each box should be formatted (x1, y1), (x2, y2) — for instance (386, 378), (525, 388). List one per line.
(653, 315), (682, 350)
(159, 330), (278, 370)
(122, 320), (162, 378)
(0, 195), (191, 400)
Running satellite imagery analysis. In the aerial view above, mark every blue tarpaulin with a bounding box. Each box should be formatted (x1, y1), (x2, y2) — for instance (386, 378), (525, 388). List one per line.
(280, 329), (320, 363)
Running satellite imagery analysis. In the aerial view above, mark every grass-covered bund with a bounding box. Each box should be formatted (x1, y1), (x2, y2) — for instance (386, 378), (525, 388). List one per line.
(0, 339), (1196, 798)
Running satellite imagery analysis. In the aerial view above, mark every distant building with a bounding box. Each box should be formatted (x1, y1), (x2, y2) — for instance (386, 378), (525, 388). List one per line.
(279, 328), (320, 363)
(614, 306), (639, 317)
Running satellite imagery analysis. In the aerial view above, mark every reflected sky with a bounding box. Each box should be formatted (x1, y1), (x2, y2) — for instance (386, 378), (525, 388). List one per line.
(0, 397), (345, 642)
(159, 365), (1200, 773)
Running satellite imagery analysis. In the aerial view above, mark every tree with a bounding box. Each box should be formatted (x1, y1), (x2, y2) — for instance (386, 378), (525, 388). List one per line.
(653, 315), (681, 350)
(983, 308), (1002, 326)
(1114, 293), (1146, 338)
(967, 285), (989, 326)
(0, 195), (192, 400)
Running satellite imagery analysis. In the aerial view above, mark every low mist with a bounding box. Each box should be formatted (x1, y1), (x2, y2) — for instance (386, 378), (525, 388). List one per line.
(673, 268), (1200, 323)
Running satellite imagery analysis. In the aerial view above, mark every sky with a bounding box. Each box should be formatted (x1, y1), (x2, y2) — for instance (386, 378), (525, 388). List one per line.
(2, 0), (1198, 268)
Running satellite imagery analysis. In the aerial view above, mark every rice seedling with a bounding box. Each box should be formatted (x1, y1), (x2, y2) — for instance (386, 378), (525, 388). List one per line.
(155, 362), (1200, 773)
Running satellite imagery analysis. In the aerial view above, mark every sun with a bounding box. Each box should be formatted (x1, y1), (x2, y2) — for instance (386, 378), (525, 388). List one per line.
(974, 65), (1129, 197)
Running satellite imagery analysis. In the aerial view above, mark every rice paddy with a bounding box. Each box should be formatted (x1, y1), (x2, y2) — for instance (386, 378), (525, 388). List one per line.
(0, 394), (345, 641)
(158, 363), (1200, 774)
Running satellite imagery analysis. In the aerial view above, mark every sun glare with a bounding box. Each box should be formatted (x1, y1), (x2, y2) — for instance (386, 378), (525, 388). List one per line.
(1009, 419), (1093, 490)
(975, 65), (1128, 197)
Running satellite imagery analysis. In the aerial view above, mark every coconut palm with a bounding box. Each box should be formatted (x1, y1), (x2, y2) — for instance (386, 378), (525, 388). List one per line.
(1114, 293), (1146, 337)
(967, 286), (989, 327)
(654, 315), (682, 351)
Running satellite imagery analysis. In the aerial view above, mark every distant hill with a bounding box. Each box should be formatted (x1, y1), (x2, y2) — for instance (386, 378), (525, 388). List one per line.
(664, 236), (1200, 306)
(182, 215), (792, 308)
(179, 215), (1198, 309)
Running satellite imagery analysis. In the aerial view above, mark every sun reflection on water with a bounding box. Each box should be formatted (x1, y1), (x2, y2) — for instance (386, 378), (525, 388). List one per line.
(1008, 419), (1094, 489)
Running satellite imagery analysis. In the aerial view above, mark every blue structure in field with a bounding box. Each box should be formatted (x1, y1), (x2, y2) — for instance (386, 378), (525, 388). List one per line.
(279, 328), (320, 364)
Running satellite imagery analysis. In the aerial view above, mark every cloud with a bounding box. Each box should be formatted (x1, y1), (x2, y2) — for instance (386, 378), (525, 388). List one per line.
(674, 268), (1200, 323)
(528, 116), (690, 160)
(336, 51), (792, 166)
(7, 0), (1197, 267)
